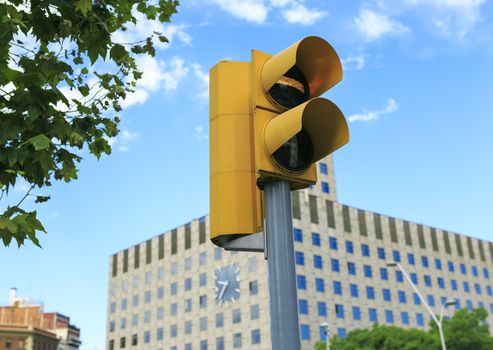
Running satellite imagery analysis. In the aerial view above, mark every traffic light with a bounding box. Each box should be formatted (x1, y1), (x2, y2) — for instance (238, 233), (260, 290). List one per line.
(209, 61), (264, 247)
(252, 36), (349, 189)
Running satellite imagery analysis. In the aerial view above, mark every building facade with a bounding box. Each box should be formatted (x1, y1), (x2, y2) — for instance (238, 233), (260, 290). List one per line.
(0, 289), (81, 350)
(106, 155), (493, 350)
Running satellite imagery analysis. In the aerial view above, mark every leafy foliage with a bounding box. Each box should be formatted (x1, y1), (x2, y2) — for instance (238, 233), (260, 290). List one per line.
(0, 0), (179, 247)
(314, 308), (493, 350)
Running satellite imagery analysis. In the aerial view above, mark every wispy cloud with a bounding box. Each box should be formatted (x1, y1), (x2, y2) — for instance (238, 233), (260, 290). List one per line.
(348, 98), (398, 123)
(342, 54), (366, 71)
(209, 0), (327, 25)
(353, 9), (410, 41)
(192, 64), (209, 99)
(194, 126), (209, 141)
(107, 129), (140, 152)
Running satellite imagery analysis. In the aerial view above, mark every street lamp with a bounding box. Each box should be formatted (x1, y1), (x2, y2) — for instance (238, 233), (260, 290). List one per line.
(386, 261), (457, 350)
(320, 322), (330, 350)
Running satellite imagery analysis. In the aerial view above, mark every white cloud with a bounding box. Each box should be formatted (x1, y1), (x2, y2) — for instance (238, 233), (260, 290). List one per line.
(342, 54), (365, 70)
(112, 12), (191, 50)
(162, 58), (189, 92)
(211, 0), (268, 24)
(282, 3), (327, 25)
(403, 0), (485, 38)
(348, 98), (398, 123)
(194, 126), (209, 141)
(108, 129), (140, 152)
(192, 64), (209, 99)
(353, 9), (410, 41)
(121, 88), (149, 109)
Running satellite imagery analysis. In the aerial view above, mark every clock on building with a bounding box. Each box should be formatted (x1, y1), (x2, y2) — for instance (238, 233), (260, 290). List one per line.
(214, 264), (241, 304)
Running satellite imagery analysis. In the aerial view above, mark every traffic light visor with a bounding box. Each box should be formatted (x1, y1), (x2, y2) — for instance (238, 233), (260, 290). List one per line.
(261, 36), (342, 110)
(264, 98), (349, 171)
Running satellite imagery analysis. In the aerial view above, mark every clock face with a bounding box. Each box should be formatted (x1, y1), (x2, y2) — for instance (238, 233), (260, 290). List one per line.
(214, 264), (240, 305)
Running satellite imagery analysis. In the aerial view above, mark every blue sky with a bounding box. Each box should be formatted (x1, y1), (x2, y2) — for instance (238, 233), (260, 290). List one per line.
(1, 0), (493, 349)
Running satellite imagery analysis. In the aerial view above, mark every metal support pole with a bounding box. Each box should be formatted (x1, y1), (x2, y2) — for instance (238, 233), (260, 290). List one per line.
(265, 181), (301, 350)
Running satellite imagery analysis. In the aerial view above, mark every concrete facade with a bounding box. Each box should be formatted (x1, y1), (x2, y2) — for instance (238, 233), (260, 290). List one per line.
(106, 155), (493, 350)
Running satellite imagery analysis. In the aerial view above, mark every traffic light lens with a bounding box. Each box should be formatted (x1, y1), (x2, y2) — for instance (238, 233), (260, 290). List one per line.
(268, 66), (309, 109)
(272, 128), (313, 172)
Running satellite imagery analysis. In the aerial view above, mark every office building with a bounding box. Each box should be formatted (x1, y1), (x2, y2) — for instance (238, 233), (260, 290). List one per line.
(107, 155), (493, 350)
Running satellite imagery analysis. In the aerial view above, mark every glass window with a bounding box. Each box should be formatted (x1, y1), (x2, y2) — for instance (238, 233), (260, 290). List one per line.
(464, 281), (470, 292)
(392, 250), (400, 262)
(295, 251), (305, 265)
(377, 247), (386, 260)
(109, 321), (115, 332)
(438, 277), (445, 289)
(200, 273), (207, 286)
(364, 265), (372, 278)
(486, 285), (492, 296)
(184, 320), (192, 334)
(361, 244), (370, 257)
(293, 228), (303, 242)
(232, 309), (241, 324)
(157, 307), (164, 320)
(121, 298), (127, 310)
(383, 288), (391, 302)
(145, 271), (152, 284)
(366, 286), (375, 300)
(395, 270), (403, 283)
(407, 253), (415, 265)
(398, 291), (406, 303)
(421, 256), (429, 268)
(171, 282), (177, 295)
(329, 237), (338, 250)
(338, 328), (347, 338)
(200, 316), (207, 331)
(435, 258), (442, 270)
(313, 255), (323, 269)
(424, 275), (432, 287)
(460, 263), (467, 275)
(380, 268), (388, 281)
(300, 325), (311, 340)
(312, 232), (320, 246)
(131, 334), (138, 346)
(475, 283), (482, 295)
(251, 304), (259, 320)
(144, 331), (150, 343)
(185, 278), (192, 291)
(299, 299), (309, 314)
(350, 284), (358, 297)
(157, 287), (164, 299)
(410, 273), (418, 284)
(248, 256), (257, 272)
(132, 314), (138, 326)
(199, 251), (207, 266)
(251, 329), (261, 345)
(144, 310), (151, 323)
(120, 337), (126, 348)
(348, 262), (356, 276)
(297, 275), (307, 289)
(427, 294), (435, 307)
(346, 240), (354, 254)
(200, 340), (208, 350)
(215, 247), (222, 260)
(320, 163), (328, 174)
(483, 268), (490, 279)
(352, 306), (361, 321)
(216, 312), (224, 327)
(249, 280), (258, 295)
(321, 181), (330, 193)
(451, 279), (458, 291)
(200, 295), (207, 308)
(185, 299), (192, 312)
(171, 262), (178, 275)
(233, 333), (242, 348)
(216, 337), (224, 350)
(448, 261), (455, 272)
(413, 293), (421, 305)
(385, 310), (394, 324)
(333, 281), (342, 295)
(335, 304), (344, 318)
(110, 302), (116, 313)
(171, 303), (177, 316)
(315, 278), (325, 292)
(369, 308), (378, 322)
(317, 301), (327, 317)
(144, 291), (151, 303)
(401, 311), (409, 325)
(331, 259), (340, 272)
(416, 313), (424, 326)
(170, 324), (177, 337)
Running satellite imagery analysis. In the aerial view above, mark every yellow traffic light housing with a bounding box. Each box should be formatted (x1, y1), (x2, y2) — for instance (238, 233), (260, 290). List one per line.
(209, 61), (264, 247)
(252, 36), (349, 189)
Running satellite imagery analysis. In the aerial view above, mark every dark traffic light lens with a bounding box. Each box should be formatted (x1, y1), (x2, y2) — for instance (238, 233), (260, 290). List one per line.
(272, 128), (313, 172)
(268, 66), (309, 109)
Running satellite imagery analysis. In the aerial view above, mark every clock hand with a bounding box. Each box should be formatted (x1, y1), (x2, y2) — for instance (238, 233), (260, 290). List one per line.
(218, 280), (230, 299)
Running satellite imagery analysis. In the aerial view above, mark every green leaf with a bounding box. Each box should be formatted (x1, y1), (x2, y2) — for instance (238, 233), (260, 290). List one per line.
(75, 0), (92, 16)
(35, 195), (50, 203)
(22, 134), (52, 151)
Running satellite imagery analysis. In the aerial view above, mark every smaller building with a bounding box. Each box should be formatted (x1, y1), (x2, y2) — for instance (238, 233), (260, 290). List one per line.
(0, 289), (81, 350)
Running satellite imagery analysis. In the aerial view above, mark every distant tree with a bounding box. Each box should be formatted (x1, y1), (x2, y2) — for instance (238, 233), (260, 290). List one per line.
(0, 0), (179, 247)
(433, 308), (493, 350)
(314, 309), (493, 350)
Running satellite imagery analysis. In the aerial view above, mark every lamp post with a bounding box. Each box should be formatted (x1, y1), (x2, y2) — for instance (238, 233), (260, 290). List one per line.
(387, 261), (457, 350)
(320, 322), (330, 350)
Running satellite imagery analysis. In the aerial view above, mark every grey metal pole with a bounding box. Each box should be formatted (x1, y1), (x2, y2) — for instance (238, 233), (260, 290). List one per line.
(265, 181), (301, 350)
